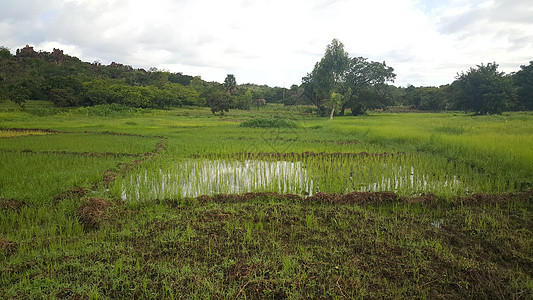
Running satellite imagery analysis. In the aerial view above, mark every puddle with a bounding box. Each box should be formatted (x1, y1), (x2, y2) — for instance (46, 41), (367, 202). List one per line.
(431, 219), (444, 228)
(360, 166), (462, 194)
(120, 159), (314, 201)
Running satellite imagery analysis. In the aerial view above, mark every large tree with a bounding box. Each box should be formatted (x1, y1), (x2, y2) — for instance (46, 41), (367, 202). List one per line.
(343, 57), (396, 115)
(302, 39), (349, 116)
(451, 63), (513, 115)
(207, 90), (234, 115)
(302, 39), (395, 117)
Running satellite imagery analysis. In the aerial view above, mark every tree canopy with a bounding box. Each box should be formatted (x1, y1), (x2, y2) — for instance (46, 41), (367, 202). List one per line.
(513, 61), (533, 111)
(302, 39), (396, 117)
(450, 63), (513, 115)
(224, 74), (237, 94)
(2, 44), (533, 114)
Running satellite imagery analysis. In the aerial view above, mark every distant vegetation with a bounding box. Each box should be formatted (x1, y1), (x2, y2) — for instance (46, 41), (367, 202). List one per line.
(1, 43), (532, 115)
(0, 45), (295, 112)
(240, 118), (298, 128)
(303, 39), (533, 116)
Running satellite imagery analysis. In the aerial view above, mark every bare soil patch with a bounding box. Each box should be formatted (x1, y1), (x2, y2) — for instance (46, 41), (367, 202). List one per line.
(0, 238), (18, 255)
(53, 187), (88, 203)
(0, 198), (26, 210)
(77, 197), (113, 230)
(167, 189), (533, 206)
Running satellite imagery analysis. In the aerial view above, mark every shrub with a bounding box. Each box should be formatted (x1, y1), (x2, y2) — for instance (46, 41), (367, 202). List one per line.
(240, 118), (298, 128)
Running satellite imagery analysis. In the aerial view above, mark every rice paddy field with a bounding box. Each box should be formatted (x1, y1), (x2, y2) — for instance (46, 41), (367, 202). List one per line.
(1, 100), (532, 299)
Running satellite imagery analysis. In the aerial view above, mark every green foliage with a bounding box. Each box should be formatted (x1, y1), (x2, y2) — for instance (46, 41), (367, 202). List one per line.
(239, 117), (298, 128)
(302, 39), (350, 114)
(0, 46), (11, 58)
(302, 39), (396, 117)
(0, 45), (204, 110)
(281, 84), (306, 106)
(326, 92), (344, 118)
(234, 89), (252, 110)
(451, 63), (513, 115)
(513, 61), (533, 110)
(402, 85), (448, 111)
(50, 88), (81, 107)
(224, 74), (237, 94)
(9, 85), (31, 109)
(207, 90), (234, 115)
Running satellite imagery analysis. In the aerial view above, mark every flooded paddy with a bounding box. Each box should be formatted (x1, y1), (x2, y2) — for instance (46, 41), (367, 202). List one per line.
(119, 159), (314, 201)
(117, 153), (478, 202)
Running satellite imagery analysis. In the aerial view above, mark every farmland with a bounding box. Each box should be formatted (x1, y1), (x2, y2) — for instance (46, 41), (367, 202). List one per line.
(1, 101), (532, 299)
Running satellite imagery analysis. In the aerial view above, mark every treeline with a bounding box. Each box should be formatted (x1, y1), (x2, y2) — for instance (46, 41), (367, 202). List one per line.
(302, 39), (533, 116)
(0, 45), (291, 111)
(398, 62), (533, 114)
(1, 44), (532, 115)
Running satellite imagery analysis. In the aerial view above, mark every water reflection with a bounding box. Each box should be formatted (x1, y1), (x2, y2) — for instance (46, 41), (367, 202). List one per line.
(121, 159), (314, 201)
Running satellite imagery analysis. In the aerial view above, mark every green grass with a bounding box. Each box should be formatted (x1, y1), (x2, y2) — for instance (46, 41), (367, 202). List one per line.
(0, 151), (129, 204)
(240, 117), (298, 128)
(1, 102), (532, 299)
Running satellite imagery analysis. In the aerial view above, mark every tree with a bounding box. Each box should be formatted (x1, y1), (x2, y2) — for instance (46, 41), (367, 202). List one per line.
(281, 84), (305, 106)
(343, 57), (396, 115)
(513, 61), (533, 110)
(49, 88), (81, 107)
(235, 89), (253, 110)
(0, 46), (11, 59)
(207, 90), (234, 115)
(302, 39), (395, 117)
(302, 39), (350, 116)
(451, 63), (513, 114)
(9, 85), (30, 109)
(402, 85), (447, 111)
(224, 74), (237, 94)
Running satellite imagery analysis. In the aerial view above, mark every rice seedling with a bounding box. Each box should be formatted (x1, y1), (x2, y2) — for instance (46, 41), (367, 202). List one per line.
(117, 148), (518, 204)
(115, 158), (315, 202)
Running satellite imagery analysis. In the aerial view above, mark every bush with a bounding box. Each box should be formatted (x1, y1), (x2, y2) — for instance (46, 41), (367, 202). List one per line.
(240, 118), (298, 128)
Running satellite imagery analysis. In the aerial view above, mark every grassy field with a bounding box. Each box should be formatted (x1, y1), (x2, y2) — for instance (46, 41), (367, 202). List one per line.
(1, 100), (532, 299)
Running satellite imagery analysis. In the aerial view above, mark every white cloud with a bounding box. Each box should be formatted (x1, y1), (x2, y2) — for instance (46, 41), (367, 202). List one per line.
(0, 0), (532, 87)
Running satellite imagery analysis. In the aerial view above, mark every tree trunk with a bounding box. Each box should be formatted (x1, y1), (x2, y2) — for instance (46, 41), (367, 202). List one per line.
(330, 107), (335, 119)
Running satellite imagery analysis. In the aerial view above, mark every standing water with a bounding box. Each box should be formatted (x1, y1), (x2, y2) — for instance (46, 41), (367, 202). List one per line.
(119, 159), (314, 201)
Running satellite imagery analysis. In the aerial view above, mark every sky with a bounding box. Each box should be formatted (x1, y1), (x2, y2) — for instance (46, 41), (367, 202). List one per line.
(1, 0), (532, 87)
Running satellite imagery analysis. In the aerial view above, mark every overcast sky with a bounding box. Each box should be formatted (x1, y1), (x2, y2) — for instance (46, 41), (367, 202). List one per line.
(1, 0), (532, 87)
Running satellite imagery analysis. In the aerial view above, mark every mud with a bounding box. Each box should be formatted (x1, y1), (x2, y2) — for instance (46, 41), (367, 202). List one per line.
(77, 197), (113, 230)
(0, 198), (26, 210)
(0, 238), (18, 255)
(53, 187), (88, 203)
(0, 127), (63, 134)
(162, 189), (533, 206)
(306, 191), (399, 204)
